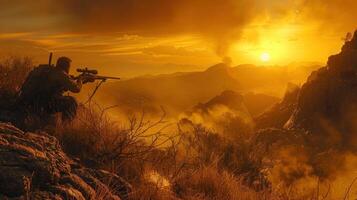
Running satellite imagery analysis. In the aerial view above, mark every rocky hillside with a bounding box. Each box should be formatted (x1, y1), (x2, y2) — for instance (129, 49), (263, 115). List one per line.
(256, 31), (357, 134)
(0, 122), (131, 200)
(252, 33), (357, 182)
(256, 31), (357, 154)
(286, 31), (357, 143)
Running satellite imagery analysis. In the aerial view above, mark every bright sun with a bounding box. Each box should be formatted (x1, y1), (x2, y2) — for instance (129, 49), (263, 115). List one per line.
(260, 52), (270, 62)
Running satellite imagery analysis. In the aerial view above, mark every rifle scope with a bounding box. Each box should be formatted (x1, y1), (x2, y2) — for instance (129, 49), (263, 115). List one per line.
(77, 68), (98, 74)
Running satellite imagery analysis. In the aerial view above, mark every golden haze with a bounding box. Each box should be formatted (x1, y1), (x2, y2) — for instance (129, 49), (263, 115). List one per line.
(1, 0), (357, 77)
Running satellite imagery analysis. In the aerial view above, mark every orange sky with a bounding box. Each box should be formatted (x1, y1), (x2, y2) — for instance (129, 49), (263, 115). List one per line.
(0, 0), (356, 77)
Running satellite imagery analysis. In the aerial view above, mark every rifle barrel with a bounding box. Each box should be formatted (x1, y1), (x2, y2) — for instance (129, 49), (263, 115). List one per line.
(95, 75), (121, 80)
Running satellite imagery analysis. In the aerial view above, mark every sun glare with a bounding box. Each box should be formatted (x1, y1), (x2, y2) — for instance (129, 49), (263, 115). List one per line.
(260, 52), (270, 62)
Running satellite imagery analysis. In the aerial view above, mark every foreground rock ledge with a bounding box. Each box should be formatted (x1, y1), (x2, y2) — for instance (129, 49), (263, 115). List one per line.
(0, 122), (131, 200)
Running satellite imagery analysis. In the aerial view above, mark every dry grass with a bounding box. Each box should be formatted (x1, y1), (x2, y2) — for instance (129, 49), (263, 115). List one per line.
(0, 56), (33, 108)
(54, 108), (340, 200)
(173, 165), (262, 200)
(129, 181), (177, 200)
(55, 103), (176, 181)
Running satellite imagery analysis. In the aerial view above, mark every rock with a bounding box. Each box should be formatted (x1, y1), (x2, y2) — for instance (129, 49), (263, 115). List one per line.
(83, 169), (132, 199)
(73, 168), (122, 200)
(59, 174), (96, 199)
(0, 122), (131, 200)
(29, 191), (63, 200)
(49, 185), (86, 200)
(0, 124), (71, 197)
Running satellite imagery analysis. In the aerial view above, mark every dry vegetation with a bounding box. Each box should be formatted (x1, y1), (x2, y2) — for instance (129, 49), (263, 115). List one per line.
(0, 56), (33, 109)
(59, 109), (336, 200)
(1, 57), (357, 200)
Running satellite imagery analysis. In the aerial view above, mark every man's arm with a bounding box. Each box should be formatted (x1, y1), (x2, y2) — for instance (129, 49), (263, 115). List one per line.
(61, 73), (83, 93)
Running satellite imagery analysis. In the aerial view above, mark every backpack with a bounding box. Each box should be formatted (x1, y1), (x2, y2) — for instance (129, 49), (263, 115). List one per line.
(19, 64), (53, 101)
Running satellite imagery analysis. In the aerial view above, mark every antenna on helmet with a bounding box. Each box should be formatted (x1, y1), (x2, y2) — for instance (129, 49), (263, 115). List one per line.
(48, 52), (53, 67)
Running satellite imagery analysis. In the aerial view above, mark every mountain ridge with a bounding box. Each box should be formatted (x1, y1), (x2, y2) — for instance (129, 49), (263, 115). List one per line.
(89, 62), (319, 118)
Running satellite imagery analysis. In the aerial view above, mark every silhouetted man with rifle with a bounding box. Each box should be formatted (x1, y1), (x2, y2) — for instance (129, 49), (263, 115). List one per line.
(17, 54), (119, 129)
(18, 56), (88, 123)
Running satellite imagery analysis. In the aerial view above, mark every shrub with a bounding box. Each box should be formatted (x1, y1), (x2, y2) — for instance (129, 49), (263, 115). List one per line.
(177, 123), (268, 189)
(56, 104), (175, 182)
(173, 165), (262, 200)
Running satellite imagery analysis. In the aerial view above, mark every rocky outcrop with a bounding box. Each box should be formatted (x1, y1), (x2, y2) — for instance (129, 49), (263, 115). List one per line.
(246, 31), (357, 184)
(0, 122), (131, 200)
(285, 31), (357, 150)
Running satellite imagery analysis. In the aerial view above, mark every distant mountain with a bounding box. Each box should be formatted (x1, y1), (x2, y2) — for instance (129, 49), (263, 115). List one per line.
(96, 63), (240, 117)
(91, 62), (319, 118)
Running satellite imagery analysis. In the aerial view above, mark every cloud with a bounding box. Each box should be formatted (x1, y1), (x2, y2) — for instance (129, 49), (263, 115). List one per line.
(142, 45), (207, 57)
(299, 0), (357, 29)
(56, 0), (261, 57)
(1, 0), (357, 66)
(51, 0), (357, 57)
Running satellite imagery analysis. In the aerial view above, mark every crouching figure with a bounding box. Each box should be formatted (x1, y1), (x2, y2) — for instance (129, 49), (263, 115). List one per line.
(16, 56), (93, 130)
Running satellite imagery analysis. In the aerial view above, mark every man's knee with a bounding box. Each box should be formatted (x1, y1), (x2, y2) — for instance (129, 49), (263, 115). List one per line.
(63, 96), (78, 109)
(57, 96), (78, 121)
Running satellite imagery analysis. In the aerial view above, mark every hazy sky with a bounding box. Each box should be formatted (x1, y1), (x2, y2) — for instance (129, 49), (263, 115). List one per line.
(0, 0), (356, 77)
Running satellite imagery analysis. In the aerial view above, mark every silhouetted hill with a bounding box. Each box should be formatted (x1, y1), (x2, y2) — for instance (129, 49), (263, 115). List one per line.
(180, 90), (254, 137)
(193, 90), (279, 117)
(197, 90), (246, 112)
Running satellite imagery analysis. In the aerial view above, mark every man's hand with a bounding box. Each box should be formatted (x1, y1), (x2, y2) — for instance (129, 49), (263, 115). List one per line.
(70, 73), (96, 84)
(82, 74), (96, 84)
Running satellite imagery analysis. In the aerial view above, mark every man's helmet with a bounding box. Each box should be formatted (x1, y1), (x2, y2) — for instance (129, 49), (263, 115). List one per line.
(56, 57), (72, 73)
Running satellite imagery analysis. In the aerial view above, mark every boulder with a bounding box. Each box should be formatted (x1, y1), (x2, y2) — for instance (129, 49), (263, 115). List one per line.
(0, 122), (131, 200)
